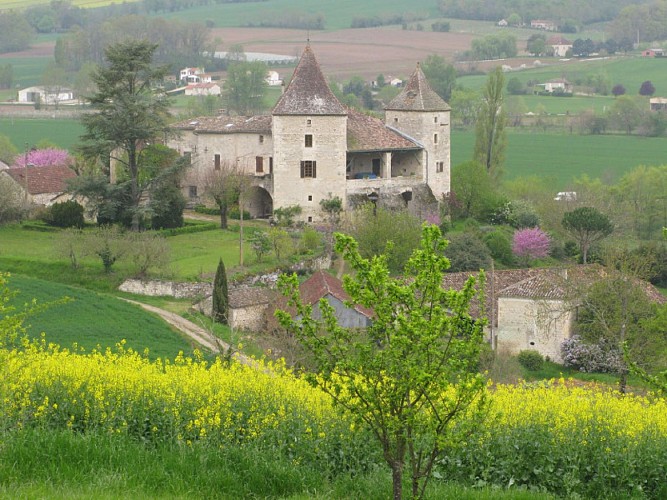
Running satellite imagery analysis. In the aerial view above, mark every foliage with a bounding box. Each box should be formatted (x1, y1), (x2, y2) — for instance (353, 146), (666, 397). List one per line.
(149, 184), (185, 230)
(127, 231), (171, 278)
(272, 205), (302, 227)
(615, 164), (667, 240)
(561, 336), (624, 373)
(610, 95), (644, 134)
(212, 258), (228, 325)
(421, 54), (457, 101)
(79, 40), (172, 231)
(0, 175), (30, 224)
(88, 225), (127, 273)
(526, 34), (547, 57)
(450, 89), (479, 127)
(562, 207), (613, 264)
(611, 83), (626, 96)
(484, 230), (514, 266)
(445, 232), (492, 273)
(345, 205), (422, 275)
(248, 231), (271, 263)
(450, 161), (497, 221)
(512, 227), (550, 263)
(277, 225), (489, 500)
(506, 77), (524, 95)
(0, 10), (33, 53)
(201, 162), (248, 230)
(43, 200), (84, 229)
(639, 80), (656, 96)
(268, 227), (293, 262)
(474, 67), (507, 179)
(517, 350), (545, 371)
(0, 134), (18, 165)
(470, 33), (517, 60)
(224, 61), (268, 115)
(14, 148), (71, 168)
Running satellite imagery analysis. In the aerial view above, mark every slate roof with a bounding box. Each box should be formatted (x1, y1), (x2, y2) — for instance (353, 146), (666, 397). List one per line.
(346, 107), (421, 152)
(3, 164), (76, 195)
(385, 63), (450, 112)
(272, 45), (346, 116)
(172, 115), (272, 134)
(299, 270), (374, 318)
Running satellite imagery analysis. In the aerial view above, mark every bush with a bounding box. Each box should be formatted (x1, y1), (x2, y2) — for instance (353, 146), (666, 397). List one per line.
(43, 200), (84, 228)
(484, 230), (514, 266)
(194, 205), (219, 216)
(561, 336), (624, 373)
(517, 350), (544, 371)
(445, 232), (492, 273)
(229, 207), (251, 220)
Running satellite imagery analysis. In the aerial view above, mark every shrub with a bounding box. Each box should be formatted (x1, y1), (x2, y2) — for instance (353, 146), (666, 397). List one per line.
(229, 207), (251, 220)
(43, 200), (84, 228)
(517, 350), (544, 371)
(194, 204), (219, 216)
(561, 335), (624, 373)
(484, 230), (514, 266)
(512, 227), (550, 263)
(445, 232), (492, 272)
(300, 226), (321, 253)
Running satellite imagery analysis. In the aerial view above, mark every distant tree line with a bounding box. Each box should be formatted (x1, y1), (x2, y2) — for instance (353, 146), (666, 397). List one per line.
(350, 13), (426, 29)
(610, 0), (667, 44)
(438, 0), (641, 28)
(244, 12), (325, 30)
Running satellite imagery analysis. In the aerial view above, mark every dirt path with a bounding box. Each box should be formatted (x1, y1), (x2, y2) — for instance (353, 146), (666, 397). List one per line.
(122, 298), (253, 366)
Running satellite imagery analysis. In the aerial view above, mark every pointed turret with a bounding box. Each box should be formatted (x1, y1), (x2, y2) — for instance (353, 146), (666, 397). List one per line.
(385, 63), (450, 112)
(273, 45), (346, 115)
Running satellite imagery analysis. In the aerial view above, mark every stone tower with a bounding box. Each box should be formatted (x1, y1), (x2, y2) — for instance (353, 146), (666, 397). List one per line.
(272, 45), (348, 223)
(384, 64), (451, 201)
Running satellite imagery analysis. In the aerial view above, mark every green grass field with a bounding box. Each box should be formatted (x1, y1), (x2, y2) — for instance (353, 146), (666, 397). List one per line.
(159, 0), (438, 30)
(0, 0), (135, 9)
(7, 274), (193, 358)
(0, 56), (52, 87)
(0, 117), (85, 150)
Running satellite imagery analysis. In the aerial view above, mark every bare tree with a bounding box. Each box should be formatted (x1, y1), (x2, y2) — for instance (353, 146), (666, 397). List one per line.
(201, 161), (247, 230)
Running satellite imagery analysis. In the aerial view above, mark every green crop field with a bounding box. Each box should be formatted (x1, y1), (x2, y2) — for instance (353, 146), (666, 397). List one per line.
(0, 118), (85, 150)
(451, 130), (667, 188)
(6, 274), (192, 358)
(0, 0), (138, 10)
(159, 0), (438, 31)
(0, 56), (52, 87)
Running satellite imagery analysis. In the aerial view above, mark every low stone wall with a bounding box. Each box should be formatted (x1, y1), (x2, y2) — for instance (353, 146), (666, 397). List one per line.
(119, 279), (212, 299)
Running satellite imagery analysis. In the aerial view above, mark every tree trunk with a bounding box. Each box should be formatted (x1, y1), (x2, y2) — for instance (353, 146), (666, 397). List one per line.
(391, 463), (403, 500)
(219, 203), (228, 230)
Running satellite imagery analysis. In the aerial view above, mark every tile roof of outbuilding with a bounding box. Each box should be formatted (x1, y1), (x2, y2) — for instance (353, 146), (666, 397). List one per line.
(3, 164), (76, 195)
(299, 270), (374, 318)
(272, 45), (346, 116)
(346, 107), (421, 152)
(385, 63), (450, 112)
(171, 115), (272, 134)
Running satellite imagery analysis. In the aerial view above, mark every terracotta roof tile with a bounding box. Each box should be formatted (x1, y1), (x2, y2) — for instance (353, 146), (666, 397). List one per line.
(272, 45), (346, 116)
(172, 115), (272, 134)
(385, 63), (450, 112)
(346, 107), (420, 152)
(3, 164), (76, 195)
(299, 270), (374, 318)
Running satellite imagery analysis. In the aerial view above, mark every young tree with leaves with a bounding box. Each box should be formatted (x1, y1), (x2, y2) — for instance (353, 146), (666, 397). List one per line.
(474, 67), (507, 179)
(202, 161), (247, 230)
(79, 40), (172, 231)
(212, 258), (229, 324)
(277, 225), (488, 500)
(562, 206), (613, 264)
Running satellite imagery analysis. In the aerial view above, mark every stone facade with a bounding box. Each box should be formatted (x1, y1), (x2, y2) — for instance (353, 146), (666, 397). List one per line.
(169, 45), (451, 223)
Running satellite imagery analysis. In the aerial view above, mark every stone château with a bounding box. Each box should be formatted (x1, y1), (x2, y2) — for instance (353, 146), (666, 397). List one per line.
(170, 45), (451, 223)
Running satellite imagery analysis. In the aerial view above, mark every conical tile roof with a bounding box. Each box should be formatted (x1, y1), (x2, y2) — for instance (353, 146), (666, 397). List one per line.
(385, 63), (450, 112)
(273, 45), (346, 116)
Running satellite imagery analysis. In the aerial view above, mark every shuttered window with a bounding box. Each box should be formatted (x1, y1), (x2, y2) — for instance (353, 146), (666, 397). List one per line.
(300, 160), (316, 178)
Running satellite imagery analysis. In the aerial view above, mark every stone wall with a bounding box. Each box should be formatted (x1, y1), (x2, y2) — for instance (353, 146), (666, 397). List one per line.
(119, 279), (213, 299)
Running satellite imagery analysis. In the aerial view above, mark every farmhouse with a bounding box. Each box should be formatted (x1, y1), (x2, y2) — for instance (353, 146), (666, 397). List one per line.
(641, 48), (664, 57)
(170, 45), (450, 223)
(530, 19), (556, 31)
(649, 97), (667, 111)
(266, 70), (282, 86)
(179, 67), (212, 84)
(17, 86), (74, 105)
(539, 78), (573, 93)
(0, 164), (76, 206)
(547, 36), (573, 57)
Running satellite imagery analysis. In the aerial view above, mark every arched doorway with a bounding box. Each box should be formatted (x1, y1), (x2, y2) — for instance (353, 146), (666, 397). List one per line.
(245, 186), (273, 219)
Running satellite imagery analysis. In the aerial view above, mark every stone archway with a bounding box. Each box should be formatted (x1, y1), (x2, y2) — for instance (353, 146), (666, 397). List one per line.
(245, 186), (273, 219)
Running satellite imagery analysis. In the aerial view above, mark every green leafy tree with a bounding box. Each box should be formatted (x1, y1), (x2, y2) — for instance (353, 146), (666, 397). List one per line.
(249, 231), (271, 262)
(224, 61), (268, 115)
(639, 80), (656, 96)
(445, 232), (492, 272)
(79, 40), (171, 231)
(276, 225), (488, 500)
(212, 258), (229, 324)
(0, 11), (33, 53)
(0, 134), (18, 165)
(202, 161), (246, 230)
(421, 54), (457, 101)
(526, 34), (547, 56)
(450, 161), (496, 220)
(450, 89), (479, 127)
(562, 207), (613, 264)
(474, 67), (507, 179)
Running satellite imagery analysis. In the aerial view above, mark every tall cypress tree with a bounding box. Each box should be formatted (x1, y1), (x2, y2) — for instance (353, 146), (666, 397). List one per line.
(212, 258), (228, 324)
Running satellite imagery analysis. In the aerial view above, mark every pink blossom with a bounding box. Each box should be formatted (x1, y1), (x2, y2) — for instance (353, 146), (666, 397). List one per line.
(14, 148), (72, 168)
(512, 227), (550, 260)
(424, 211), (441, 226)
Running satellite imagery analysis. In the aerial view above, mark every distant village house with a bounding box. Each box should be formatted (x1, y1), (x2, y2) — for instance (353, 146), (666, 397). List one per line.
(547, 36), (573, 57)
(18, 86), (74, 105)
(530, 19), (557, 31)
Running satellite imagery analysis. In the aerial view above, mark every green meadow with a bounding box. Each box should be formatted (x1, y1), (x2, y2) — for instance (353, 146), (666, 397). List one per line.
(0, 117), (85, 150)
(0, 56), (52, 88)
(7, 274), (192, 358)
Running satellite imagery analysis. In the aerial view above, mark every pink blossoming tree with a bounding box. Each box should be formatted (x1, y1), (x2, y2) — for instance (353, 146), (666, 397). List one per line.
(14, 148), (71, 168)
(512, 227), (550, 264)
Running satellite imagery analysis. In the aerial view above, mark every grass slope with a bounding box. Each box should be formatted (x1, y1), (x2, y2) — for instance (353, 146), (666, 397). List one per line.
(7, 274), (193, 358)
(0, 117), (85, 150)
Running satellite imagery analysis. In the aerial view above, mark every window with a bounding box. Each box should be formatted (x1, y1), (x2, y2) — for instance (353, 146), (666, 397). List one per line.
(306, 119), (312, 125)
(305, 134), (313, 147)
(436, 161), (444, 173)
(300, 160), (316, 178)
(259, 135), (264, 144)
(434, 116), (438, 123)
(214, 154), (221, 170)
(269, 157), (273, 174)
(256, 156), (264, 173)
(188, 186), (197, 198)
(308, 216), (313, 222)
(183, 151), (192, 165)
(433, 133), (438, 144)
(308, 195), (313, 201)
(393, 117), (398, 123)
